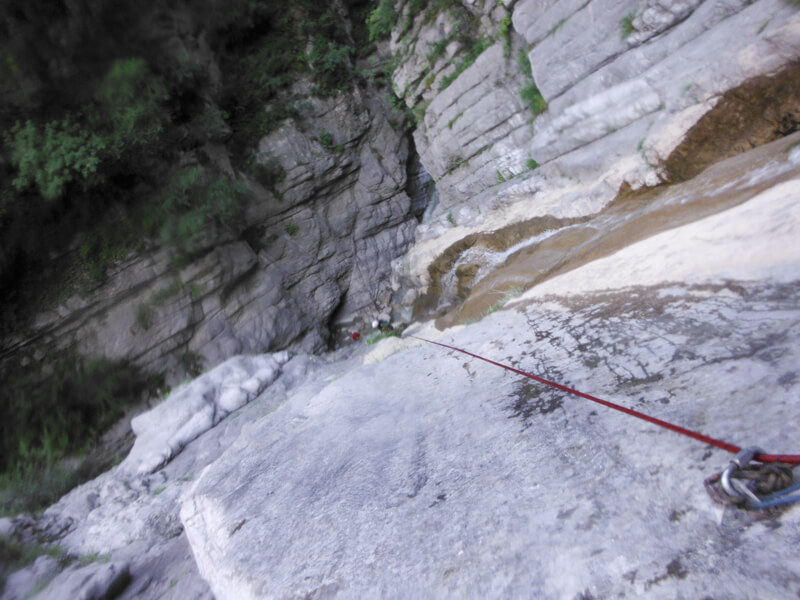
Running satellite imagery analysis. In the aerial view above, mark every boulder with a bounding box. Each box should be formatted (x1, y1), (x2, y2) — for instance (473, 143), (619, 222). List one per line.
(120, 353), (290, 477)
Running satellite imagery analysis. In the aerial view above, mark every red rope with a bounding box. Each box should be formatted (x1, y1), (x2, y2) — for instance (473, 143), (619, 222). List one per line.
(410, 335), (800, 465)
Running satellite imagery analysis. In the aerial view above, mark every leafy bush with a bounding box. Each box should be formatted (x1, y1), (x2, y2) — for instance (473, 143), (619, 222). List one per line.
(320, 130), (334, 149)
(7, 58), (168, 201)
(309, 37), (355, 96)
(94, 58), (168, 156)
(157, 167), (248, 254)
(8, 119), (106, 201)
(620, 12), (635, 38)
(517, 48), (533, 78)
(520, 81), (548, 115)
(367, 0), (397, 41)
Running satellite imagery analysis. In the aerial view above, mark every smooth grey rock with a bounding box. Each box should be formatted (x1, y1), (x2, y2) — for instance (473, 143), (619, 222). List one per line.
(32, 562), (130, 600)
(7, 354), (334, 599)
(526, 0), (633, 101)
(1, 556), (60, 600)
(121, 353), (289, 477)
(181, 280), (800, 599)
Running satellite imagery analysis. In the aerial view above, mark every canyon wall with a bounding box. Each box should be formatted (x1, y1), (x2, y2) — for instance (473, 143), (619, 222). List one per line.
(4, 0), (800, 380)
(390, 0), (800, 319)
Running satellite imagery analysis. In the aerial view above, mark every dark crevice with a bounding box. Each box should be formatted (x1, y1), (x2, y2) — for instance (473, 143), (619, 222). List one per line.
(404, 130), (434, 222)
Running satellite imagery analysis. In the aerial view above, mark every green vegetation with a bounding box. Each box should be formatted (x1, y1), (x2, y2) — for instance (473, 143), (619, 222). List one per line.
(320, 130), (335, 149)
(426, 38), (451, 64)
(517, 48), (533, 78)
(366, 330), (401, 345)
(8, 119), (106, 201)
(526, 157), (540, 170)
(248, 153), (287, 190)
(156, 167), (249, 255)
(367, 0), (397, 41)
(285, 224), (299, 236)
(447, 212), (456, 225)
(500, 14), (513, 57)
(78, 552), (111, 566)
(439, 37), (492, 91)
(516, 48), (547, 118)
(620, 11), (636, 38)
(496, 170), (507, 183)
(135, 303), (156, 330)
(0, 0), (393, 521)
(308, 36), (355, 96)
(0, 536), (67, 591)
(447, 112), (464, 129)
(486, 286), (523, 316)
(520, 82), (548, 116)
(190, 283), (205, 300)
(8, 58), (168, 202)
(0, 353), (161, 516)
(548, 18), (567, 37)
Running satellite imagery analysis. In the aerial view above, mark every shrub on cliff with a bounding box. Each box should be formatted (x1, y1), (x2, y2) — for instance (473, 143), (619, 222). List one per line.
(8, 119), (107, 201)
(156, 167), (249, 254)
(7, 58), (168, 201)
(367, 0), (396, 41)
(0, 354), (161, 515)
(309, 35), (355, 96)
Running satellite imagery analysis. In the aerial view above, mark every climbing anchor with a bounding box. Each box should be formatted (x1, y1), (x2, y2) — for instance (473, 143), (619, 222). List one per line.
(705, 446), (800, 510)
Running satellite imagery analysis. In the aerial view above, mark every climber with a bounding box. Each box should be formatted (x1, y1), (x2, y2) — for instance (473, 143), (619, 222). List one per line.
(351, 331), (361, 341)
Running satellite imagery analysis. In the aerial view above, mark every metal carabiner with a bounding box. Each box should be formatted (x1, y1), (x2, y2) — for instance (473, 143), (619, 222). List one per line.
(720, 446), (763, 505)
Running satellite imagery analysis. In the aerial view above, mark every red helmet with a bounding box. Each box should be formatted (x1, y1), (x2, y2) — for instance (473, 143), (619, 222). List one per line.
(351, 331), (361, 341)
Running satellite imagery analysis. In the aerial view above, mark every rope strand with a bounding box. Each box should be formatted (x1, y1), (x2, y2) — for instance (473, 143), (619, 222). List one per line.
(410, 335), (800, 465)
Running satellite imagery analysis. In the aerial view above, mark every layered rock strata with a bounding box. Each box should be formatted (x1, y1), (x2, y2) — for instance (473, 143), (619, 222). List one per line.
(4, 85), (419, 378)
(391, 0), (800, 319)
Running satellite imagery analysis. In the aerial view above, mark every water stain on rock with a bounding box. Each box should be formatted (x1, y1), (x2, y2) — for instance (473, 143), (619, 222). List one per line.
(646, 556), (689, 589)
(508, 379), (563, 428)
(664, 62), (800, 182)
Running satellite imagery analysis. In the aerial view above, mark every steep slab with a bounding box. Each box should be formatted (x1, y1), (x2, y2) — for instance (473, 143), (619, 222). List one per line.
(181, 182), (800, 598)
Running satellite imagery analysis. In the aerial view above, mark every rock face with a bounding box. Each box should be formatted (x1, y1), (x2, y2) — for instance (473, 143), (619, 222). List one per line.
(6, 84), (419, 379)
(391, 0), (534, 216)
(179, 165), (800, 597)
(391, 0), (800, 315)
(120, 353), (289, 477)
(5, 2), (800, 599)
(7, 99), (800, 600)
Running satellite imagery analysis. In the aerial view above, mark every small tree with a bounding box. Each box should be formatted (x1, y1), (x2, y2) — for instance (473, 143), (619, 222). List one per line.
(367, 0), (396, 41)
(9, 119), (106, 201)
(94, 58), (168, 156)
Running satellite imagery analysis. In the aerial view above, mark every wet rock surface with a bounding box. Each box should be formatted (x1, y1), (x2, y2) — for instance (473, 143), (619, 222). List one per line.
(423, 131), (800, 325)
